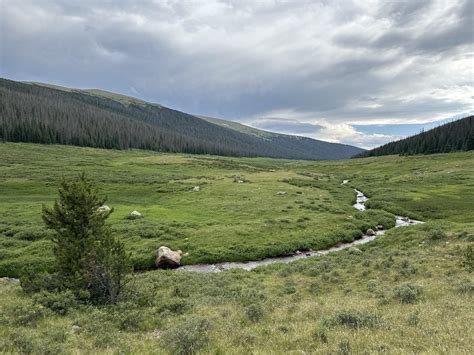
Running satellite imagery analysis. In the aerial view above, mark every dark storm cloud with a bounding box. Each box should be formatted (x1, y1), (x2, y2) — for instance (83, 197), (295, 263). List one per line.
(1, 0), (472, 148)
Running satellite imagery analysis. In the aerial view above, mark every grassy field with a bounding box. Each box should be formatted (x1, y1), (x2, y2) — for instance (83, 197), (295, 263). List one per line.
(0, 143), (473, 353)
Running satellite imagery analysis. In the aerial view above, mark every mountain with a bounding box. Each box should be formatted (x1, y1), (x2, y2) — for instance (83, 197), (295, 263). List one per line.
(0, 78), (364, 160)
(354, 116), (473, 158)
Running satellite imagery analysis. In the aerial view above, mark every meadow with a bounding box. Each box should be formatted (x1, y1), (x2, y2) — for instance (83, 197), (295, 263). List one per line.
(0, 143), (473, 353)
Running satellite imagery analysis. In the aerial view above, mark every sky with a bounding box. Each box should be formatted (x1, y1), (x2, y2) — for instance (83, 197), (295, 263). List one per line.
(1, 0), (473, 149)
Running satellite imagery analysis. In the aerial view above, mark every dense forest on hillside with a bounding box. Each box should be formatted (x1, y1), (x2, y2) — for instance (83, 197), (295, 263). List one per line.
(0, 79), (363, 160)
(355, 116), (474, 158)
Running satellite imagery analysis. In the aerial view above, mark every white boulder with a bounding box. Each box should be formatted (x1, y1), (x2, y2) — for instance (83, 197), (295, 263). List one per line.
(156, 246), (183, 269)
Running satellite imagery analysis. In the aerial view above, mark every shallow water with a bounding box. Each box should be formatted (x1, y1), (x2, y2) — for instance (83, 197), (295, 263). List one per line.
(177, 185), (423, 273)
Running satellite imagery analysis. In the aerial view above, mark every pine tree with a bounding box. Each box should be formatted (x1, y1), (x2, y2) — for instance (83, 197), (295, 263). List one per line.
(42, 173), (130, 303)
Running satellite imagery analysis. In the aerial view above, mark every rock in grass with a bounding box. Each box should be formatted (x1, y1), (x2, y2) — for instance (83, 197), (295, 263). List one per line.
(156, 246), (183, 269)
(97, 205), (111, 213)
(276, 191), (288, 196)
(126, 210), (143, 220)
(366, 228), (376, 236)
(193, 186), (200, 192)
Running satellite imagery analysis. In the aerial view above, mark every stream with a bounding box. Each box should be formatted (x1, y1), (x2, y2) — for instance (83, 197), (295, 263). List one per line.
(177, 182), (423, 273)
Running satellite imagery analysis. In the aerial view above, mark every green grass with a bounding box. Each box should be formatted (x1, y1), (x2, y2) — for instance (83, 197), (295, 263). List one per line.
(0, 143), (398, 275)
(0, 143), (473, 353)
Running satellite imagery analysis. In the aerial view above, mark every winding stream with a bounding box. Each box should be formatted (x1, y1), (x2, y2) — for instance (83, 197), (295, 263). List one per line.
(177, 182), (423, 273)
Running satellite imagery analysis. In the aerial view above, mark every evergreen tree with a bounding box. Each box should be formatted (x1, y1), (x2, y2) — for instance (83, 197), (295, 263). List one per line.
(42, 173), (130, 303)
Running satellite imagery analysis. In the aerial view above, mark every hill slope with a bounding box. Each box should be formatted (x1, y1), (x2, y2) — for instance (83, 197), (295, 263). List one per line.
(0, 78), (364, 160)
(355, 116), (473, 158)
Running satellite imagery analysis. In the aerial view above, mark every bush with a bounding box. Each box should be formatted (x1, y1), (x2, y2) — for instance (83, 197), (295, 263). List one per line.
(393, 284), (423, 304)
(161, 317), (210, 355)
(245, 303), (264, 323)
(338, 340), (351, 355)
(20, 271), (63, 294)
(460, 245), (473, 272)
(312, 326), (328, 343)
(9, 301), (49, 326)
(324, 310), (383, 329)
(455, 278), (473, 294)
(427, 230), (446, 241)
(32, 290), (77, 315)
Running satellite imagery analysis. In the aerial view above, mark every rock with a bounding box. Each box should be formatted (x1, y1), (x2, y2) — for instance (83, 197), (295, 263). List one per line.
(71, 325), (81, 334)
(366, 228), (376, 236)
(276, 191), (288, 196)
(376, 225), (384, 230)
(98, 205), (111, 213)
(348, 247), (363, 255)
(401, 216), (410, 222)
(156, 246), (182, 269)
(126, 210), (143, 220)
(237, 180), (244, 183)
(193, 186), (200, 192)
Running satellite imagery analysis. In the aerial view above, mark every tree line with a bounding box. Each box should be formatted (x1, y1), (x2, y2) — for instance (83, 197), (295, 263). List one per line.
(354, 116), (473, 158)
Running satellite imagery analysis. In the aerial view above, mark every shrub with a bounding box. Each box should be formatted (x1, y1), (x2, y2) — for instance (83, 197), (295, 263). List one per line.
(460, 245), (473, 272)
(427, 230), (446, 241)
(399, 259), (417, 277)
(312, 326), (328, 343)
(455, 278), (473, 294)
(245, 303), (264, 323)
(20, 271), (63, 294)
(407, 311), (420, 326)
(32, 290), (77, 315)
(324, 310), (383, 329)
(393, 283), (423, 304)
(161, 317), (210, 355)
(338, 340), (351, 355)
(9, 301), (49, 326)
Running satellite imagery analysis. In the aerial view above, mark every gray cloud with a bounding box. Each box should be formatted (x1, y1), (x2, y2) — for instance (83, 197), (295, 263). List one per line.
(0, 0), (472, 147)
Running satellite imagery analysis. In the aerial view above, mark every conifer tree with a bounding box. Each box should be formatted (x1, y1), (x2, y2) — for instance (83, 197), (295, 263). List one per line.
(42, 173), (130, 303)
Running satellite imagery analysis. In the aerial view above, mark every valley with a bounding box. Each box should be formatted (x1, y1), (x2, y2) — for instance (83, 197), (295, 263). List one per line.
(1, 143), (473, 353)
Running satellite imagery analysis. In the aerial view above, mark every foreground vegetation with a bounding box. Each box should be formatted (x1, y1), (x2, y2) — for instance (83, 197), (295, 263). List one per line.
(0, 143), (473, 353)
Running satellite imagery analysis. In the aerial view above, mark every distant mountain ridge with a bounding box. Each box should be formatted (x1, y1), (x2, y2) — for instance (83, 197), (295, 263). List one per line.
(0, 78), (364, 160)
(354, 116), (473, 158)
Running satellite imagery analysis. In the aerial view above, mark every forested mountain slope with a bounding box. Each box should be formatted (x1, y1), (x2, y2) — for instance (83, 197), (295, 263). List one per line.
(0, 79), (364, 160)
(355, 116), (473, 158)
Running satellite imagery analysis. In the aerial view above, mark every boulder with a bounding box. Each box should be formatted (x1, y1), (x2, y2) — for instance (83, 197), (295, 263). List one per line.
(126, 210), (143, 220)
(376, 225), (384, 230)
(366, 228), (376, 236)
(156, 246), (183, 269)
(276, 191), (288, 196)
(98, 205), (111, 213)
(193, 186), (200, 192)
(401, 216), (410, 222)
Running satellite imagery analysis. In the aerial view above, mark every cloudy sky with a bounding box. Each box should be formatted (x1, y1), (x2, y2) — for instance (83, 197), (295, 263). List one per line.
(1, 0), (473, 148)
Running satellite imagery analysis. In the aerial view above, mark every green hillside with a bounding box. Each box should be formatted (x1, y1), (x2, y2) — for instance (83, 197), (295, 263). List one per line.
(0, 78), (364, 160)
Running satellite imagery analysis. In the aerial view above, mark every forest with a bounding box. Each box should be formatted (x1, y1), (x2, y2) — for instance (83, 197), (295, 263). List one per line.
(355, 116), (474, 158)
